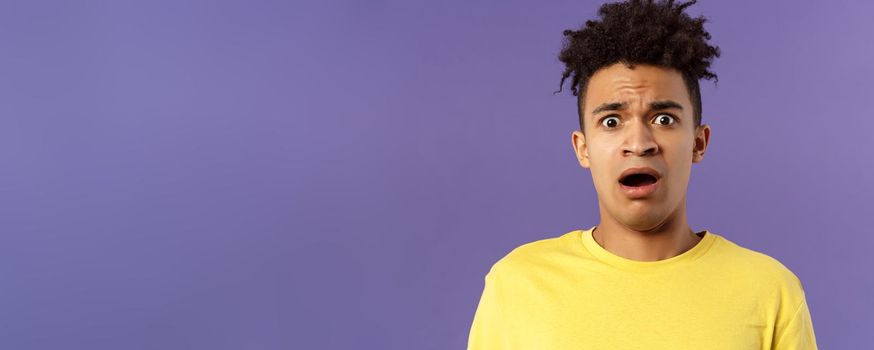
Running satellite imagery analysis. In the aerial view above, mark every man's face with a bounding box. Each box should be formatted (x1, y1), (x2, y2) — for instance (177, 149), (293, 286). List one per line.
(571, 62), (710, 231)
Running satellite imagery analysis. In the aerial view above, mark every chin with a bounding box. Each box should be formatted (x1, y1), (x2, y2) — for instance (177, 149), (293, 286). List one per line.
(616, 209), (668, 231)
(623, 220), (664, 232)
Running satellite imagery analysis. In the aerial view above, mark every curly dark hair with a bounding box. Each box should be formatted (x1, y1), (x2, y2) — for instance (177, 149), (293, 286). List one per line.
(555, 0), (721, 133)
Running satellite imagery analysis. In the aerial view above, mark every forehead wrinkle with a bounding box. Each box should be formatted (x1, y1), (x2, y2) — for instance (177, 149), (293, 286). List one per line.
(585, 64), (691, 123)
(610, 79), (666, 107)
(608, 91), (646, 112)
(591, 95), (680, 121)
(608, 81), (650, 106)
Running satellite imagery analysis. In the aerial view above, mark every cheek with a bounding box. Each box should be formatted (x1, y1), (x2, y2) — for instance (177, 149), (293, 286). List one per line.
(663, 137), (696, 164)
(590, 162), (617, 190)
(587, 140), (620, 162)
(664, 147), (695, 187)
(593, 171), (613, 188)
(586, 143), (622, 188)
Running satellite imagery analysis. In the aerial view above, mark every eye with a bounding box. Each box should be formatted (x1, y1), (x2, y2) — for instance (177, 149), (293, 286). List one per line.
(653, 114), (676, 126)
(600, 116), (621, 128)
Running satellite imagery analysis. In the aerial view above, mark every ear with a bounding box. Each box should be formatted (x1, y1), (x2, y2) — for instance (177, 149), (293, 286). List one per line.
(692, 123), (711, 163)
(571, 130), (590, 168)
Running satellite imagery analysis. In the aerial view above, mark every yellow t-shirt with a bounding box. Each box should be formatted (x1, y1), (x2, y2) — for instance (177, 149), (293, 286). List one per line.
(467, 226), (817, 349)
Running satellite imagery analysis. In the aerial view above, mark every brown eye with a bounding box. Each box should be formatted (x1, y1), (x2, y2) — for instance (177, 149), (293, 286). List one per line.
(601, 116), (620, 128)
(654, 114), (675, 126)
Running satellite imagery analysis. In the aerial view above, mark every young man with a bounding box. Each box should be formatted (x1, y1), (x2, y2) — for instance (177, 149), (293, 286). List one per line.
(467, 0), (818, 349)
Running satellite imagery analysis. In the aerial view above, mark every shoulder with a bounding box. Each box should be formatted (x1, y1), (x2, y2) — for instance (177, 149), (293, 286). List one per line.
(487, 230), (578, 278)
(713, 235), (806, 300)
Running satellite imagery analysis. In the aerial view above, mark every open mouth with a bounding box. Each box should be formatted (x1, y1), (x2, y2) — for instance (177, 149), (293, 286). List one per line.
(618, 173), (659, 187)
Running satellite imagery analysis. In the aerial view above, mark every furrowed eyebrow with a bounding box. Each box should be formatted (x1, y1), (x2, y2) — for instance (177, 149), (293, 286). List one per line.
(591, 102), (627, 115)
(590, 100), (684, 117)
(649, 100), (684, 111)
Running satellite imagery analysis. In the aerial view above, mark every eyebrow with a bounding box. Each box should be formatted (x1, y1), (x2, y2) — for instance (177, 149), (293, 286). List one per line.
(591, 100), (684, 116)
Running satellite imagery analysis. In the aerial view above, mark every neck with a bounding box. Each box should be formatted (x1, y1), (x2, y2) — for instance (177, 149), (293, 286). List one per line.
(592, 199), (703, 262)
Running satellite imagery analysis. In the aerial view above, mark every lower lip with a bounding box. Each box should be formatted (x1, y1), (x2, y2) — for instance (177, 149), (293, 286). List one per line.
(619, 179), (660, 199)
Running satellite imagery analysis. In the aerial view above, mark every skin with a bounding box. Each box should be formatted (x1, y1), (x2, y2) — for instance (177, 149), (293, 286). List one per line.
(571, 62), (711, 262)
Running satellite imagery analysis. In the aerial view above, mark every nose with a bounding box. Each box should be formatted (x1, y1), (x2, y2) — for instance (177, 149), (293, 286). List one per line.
(622, 119), (659, 157)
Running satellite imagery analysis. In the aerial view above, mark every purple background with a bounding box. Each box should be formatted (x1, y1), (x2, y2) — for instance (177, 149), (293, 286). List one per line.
(0, 0), (870, 348)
